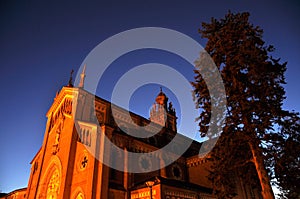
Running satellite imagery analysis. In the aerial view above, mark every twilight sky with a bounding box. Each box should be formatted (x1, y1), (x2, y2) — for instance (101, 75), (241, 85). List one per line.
(0, 0), (299, 193)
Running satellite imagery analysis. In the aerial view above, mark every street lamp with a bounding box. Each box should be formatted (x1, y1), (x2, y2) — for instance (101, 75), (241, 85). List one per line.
(145, 181), (155, 199)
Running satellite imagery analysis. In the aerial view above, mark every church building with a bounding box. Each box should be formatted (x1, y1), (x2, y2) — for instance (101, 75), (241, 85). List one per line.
(1, 69), (266, 199)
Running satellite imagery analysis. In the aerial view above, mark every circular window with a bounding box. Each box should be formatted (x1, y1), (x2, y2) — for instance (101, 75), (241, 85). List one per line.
(138, 155), (152, 172)
(171, 164), (183, 180)
(78, 153), (88, 171)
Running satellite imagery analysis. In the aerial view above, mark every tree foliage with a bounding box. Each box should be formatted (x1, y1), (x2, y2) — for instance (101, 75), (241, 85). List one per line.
(266, 111), (300, 198)
(192, 11), (300, 198)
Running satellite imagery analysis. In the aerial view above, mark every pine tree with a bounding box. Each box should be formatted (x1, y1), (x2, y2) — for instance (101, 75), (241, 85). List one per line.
(192, 11), (294, 198)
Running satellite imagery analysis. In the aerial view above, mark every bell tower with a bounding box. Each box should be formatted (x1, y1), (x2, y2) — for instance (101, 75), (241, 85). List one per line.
(150, 88), (177, 132)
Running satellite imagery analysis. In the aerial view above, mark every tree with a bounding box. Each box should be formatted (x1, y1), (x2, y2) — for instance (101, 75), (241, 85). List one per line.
(192, 11), (298, 198)
(265, 111), (300, 198)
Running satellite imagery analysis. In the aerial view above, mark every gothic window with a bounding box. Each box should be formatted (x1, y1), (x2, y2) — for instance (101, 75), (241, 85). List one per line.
(46, 169), (60, 199)
(75, 192), (84, 199)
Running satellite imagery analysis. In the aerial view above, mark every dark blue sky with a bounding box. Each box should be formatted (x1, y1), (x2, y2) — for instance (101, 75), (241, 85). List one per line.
(0, 0), (299, 193)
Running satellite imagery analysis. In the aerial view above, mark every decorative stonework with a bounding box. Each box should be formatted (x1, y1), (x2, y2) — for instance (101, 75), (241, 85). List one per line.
(138, 154), (152, 172)
(75, 192), (84, 199)
(37, 156), (62, 199)
(78, 151), (89, 171)
(46, 169), (60, 199)
(52, 117), (64, 155)
(78, 126), (92, 147)
(72, 187), (85, 199)
(94, 101), (106, 123)
(49, 97), (72, 133)
(80, 156), (88, 170)
(186, 156), (208, 167)
(113, 110), (136, 126)
(164, 190), (197, 199)
(150, 103), (167, 126)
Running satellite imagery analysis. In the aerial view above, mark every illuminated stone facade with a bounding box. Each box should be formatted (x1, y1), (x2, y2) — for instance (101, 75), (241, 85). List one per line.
(2, 83), (265, 199)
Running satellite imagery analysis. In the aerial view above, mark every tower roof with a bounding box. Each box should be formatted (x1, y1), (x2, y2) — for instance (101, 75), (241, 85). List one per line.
(157, 87), (166, 97)
(155, 87), (168, 105)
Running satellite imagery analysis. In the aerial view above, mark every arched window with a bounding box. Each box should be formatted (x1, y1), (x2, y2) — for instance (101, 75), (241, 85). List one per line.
(75, 192), (84, 199)
(46, 169), (60, 199)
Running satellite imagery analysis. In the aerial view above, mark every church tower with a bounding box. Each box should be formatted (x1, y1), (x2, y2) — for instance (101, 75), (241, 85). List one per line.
(25, 68), (112, 199)
(150, 88), (177, 132)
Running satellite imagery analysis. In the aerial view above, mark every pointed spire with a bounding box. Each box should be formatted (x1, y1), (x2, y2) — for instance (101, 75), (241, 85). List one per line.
(67, 69), (74, 87)
(156, 86), (168, 107)
(78, 64), (86, 88)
